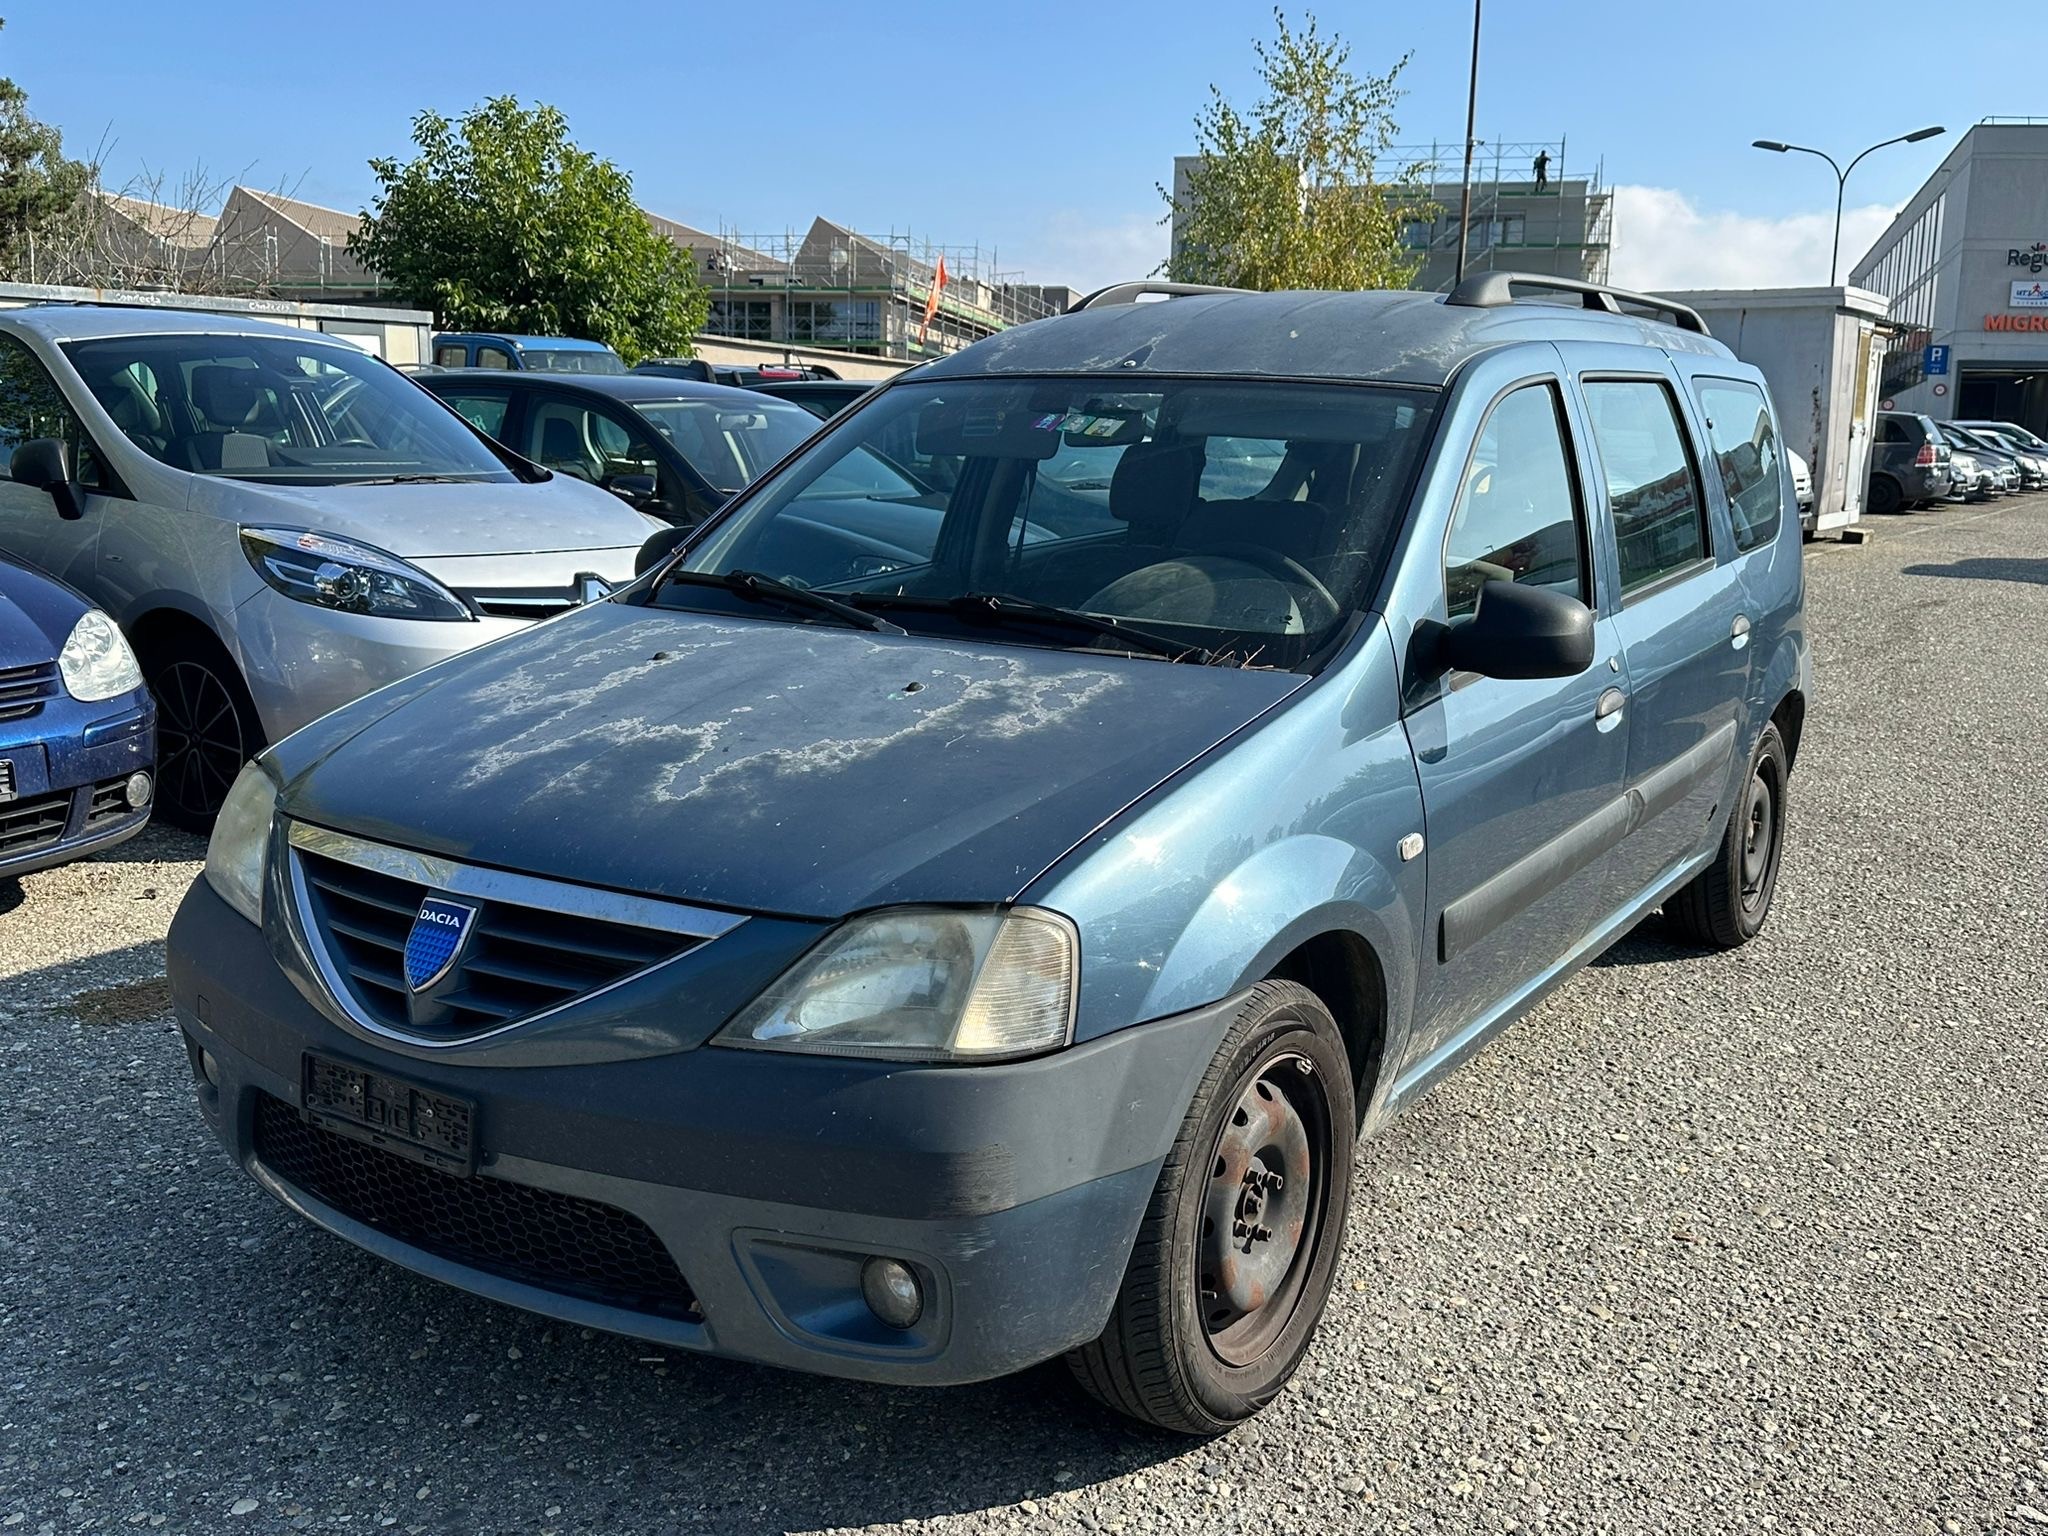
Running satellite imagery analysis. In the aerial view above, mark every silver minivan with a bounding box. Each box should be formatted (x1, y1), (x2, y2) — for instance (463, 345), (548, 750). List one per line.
(0, 306), (658, 827)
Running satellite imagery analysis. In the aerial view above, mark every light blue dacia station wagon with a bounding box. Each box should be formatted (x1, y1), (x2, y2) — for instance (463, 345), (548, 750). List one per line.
(170, 274), (1809, 1434)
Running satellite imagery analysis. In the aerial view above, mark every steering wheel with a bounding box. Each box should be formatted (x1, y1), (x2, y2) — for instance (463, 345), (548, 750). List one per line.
(1186, 541), (1344, 627)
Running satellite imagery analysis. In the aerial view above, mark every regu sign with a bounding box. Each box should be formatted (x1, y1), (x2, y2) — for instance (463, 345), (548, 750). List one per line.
(2008, 242), (2048, 274)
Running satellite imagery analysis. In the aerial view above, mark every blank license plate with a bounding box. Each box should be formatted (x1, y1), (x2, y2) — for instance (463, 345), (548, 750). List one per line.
(302, 1053), (476, 1173)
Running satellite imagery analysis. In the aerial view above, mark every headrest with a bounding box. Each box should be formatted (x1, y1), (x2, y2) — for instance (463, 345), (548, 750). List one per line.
(190, 366), (262, 427)
(1109, 440), (1205, 540)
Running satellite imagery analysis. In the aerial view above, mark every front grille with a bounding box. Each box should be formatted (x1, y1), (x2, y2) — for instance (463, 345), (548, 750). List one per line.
(0, 661), (58, 724)
(252, 1094), (700, 1321)
(85, 776), (139, 829)
(0, 788), (70, 857)
(295, 845), (703, 1038)
(463, 588), (579, 620)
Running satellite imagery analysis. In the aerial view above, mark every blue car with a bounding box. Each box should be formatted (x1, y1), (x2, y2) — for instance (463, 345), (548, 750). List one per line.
(0, 551), (155, 880)
(169, 274), (1808, 1434)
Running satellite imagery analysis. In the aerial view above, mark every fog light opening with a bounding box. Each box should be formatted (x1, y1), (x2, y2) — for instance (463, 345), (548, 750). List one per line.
(200, 1048), (221, 1088)
(124, 771), (153, 810)
(860, 1256), (924, 1330)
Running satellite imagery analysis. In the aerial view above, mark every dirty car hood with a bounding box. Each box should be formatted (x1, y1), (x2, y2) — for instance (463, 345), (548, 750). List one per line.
(281, 603), (1304, 917)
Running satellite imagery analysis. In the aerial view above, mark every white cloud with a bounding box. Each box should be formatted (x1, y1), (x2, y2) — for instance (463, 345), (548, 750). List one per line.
(1608, 185), (1901, 292)
(1009, 210), (1170, 295)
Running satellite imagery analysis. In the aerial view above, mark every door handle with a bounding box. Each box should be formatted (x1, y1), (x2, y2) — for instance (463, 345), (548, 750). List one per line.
(1595, 686), (1626, 730)
(1730, 614), (1752, 652)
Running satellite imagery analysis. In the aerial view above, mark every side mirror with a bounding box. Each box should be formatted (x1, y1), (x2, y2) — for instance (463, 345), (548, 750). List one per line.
(635, 524), (691, 577)
(1442, 581), (1595, 680)
(11, 438), (84, 520)
(604, 472), (659, 508)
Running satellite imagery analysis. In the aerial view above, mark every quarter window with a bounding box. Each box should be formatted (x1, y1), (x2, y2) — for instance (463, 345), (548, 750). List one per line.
(1445, 383), (1587, 619)
(1696, 379), (1782, 552)
(1582, 379), (1708, 594)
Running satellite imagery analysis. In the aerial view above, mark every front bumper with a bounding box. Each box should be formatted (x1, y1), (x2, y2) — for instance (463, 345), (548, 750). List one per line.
(168, 880), (1236, 1385)
(0, 698), (154, 879)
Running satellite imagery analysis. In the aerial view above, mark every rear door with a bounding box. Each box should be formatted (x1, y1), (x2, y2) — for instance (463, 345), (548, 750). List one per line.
(1562, 345), (1748, 906)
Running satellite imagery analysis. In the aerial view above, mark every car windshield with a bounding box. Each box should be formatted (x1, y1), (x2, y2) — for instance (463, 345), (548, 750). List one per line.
(518, 346), (628, 375)
(63, 334), (516, 484)
(660, 376), (1438, 670)
(630, 397), (830, 494)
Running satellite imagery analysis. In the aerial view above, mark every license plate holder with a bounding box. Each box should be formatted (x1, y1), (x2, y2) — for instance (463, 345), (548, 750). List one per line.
(301, 1053), (476, 1174)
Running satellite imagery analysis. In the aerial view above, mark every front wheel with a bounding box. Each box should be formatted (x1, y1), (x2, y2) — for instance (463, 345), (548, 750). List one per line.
(1666, 722), (1788, 949)
(146, 633), (266, 833)
(1067, 981), (1354, 1434)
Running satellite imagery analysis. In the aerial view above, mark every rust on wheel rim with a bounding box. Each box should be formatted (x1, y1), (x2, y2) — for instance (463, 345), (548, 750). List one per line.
(1196, 1050), (1332, 1367)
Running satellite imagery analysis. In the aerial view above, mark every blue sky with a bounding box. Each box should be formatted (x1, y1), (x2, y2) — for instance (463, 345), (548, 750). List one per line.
(11, 0), (2003, 292)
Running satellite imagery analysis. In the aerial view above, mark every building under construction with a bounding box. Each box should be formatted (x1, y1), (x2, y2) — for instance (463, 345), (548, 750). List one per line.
(650, 214), (1076, 361)
(1169, 136), (1613, 294)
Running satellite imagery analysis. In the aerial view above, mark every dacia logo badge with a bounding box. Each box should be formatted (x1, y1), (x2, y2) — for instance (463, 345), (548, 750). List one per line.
(404, 896), (478, 992)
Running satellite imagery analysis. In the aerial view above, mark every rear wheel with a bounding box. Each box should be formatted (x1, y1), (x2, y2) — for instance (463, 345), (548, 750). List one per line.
(1867, 475), (1904, 515)
(145, 632), (265, 833)
(1667, 722), (1787, 949)
(1067, 981), (1354, 1435)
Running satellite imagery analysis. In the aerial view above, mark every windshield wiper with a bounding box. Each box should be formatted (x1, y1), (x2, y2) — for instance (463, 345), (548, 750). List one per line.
(660, 569), (905, 634)
(857, 591), (1214, 664)
(347, 473), (488, 485)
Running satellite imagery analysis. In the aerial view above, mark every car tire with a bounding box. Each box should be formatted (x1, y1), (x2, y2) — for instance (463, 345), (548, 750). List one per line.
(1067, 980), (1354, 1435)
(145, 630), (267, 834)
(1666, 722), (1788, 950)
(1866, 476), (1904, 515)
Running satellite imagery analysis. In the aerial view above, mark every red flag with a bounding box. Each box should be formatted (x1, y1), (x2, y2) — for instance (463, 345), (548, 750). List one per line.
(917, 254), (949, 349)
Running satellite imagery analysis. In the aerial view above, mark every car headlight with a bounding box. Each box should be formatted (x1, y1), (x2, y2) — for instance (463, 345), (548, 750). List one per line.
(204, 760), (279, 926)
(715, 907), (1078, 1062)
(240, 527), (472, 621)
(57, 609), (143, 701)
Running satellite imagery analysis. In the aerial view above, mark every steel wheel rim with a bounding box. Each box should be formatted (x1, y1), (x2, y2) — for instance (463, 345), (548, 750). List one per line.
(1196, 1050), (1332, 1367)
(1740, 763), (1778, 908)
(155, 660), (245, 818)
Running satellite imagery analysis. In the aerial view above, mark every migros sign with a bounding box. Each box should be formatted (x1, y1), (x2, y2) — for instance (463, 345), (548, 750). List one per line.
(1986, 312), (2048, 331)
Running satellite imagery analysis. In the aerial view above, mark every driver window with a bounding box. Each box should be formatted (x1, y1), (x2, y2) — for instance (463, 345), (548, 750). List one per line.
(1445, 383), (1587, 619)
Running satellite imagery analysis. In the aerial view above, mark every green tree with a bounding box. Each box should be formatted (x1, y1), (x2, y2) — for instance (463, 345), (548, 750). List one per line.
(1165, 10), (1431, 292)
(351, 98), (707, 362)
(0, 19), (94, 281)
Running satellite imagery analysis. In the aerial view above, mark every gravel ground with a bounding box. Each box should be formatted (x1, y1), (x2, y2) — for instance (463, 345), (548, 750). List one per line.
(2, 500), (2044, 1536)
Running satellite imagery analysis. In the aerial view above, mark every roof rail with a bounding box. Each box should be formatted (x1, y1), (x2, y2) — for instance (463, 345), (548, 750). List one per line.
(1445, 271), (1709, 335)
(1067, 280), (1249, 313)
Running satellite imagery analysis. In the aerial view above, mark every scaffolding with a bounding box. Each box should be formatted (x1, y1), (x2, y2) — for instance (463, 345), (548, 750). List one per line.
(1379, 137), (1613, 289)
(691, 219), (1068, 360)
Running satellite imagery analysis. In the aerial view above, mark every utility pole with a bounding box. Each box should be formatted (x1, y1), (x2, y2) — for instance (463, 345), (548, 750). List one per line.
(1454, 0), (1482, 285)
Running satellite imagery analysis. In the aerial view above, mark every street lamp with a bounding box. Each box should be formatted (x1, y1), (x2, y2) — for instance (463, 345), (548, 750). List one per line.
(1751, 126), (1945, 285)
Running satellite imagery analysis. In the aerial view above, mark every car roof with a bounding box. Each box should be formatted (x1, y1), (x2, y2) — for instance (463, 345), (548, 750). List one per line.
(918, 288), (1733, 388)
(0, 303), (362, 346)
(420, 369), (789, 407)
(434, 332), (615, 351)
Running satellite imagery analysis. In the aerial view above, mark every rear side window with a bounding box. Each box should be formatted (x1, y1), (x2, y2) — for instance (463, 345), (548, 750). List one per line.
(477, 346), (514, 370)
(441, 390), (511, 438)
(1696, 378), (1782, 552)
(1445, 383), (1587, 619)
(1582, 379), (1708, 594)
(1879, 416), (1907, 444)
(433, 343), (468, 368)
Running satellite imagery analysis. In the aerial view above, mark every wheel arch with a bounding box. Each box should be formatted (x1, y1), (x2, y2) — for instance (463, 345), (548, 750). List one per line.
(1770, 687), (1806, 767)
(1262, 927), (1390, 1124)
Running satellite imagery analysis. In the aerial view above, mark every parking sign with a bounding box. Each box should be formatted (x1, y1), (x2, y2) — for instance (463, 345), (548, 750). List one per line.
(1924, 344), (1950, 376)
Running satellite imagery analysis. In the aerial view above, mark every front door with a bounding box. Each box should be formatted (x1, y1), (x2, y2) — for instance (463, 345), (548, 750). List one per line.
(1404, 377), (1631, 1065)
(0, 333), (116, 592)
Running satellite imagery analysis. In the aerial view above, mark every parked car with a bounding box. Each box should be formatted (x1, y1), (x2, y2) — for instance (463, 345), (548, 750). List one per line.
(1939, 425), (2019, 495)
(1953, 417), (2048, 463)
(171, 274), (1807, 1436)
(636, 358), (842, 386)
(1943, 442), (1990, 502)
(749, 379), (876, 419)
(1951, 420), (2048, 486)
(0, 305), (657, 829)
(419, 371), (834, 528)
(1788, 447), (1815, 532)
(1, 549), (154, 880)
(431, 333), (628, 375)
(1868, 411), (1953, 513)
(1944, 423), (2041, 489)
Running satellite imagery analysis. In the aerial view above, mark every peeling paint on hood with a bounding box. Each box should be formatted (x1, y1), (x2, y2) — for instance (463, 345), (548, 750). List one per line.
(281, 602), (1305, 917)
